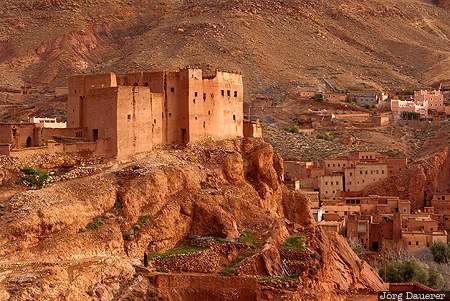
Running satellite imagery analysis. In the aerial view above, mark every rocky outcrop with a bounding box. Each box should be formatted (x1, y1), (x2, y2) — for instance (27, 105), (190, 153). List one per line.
(363, 147), (449, 210)
(0, 139), (384, 300)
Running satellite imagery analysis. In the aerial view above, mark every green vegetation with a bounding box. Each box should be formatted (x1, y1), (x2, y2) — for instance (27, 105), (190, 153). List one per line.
(257, 273), (299, 282)
(316, 131), (334, 141)
(283, 126), (300, 134)
(149, 246), (207, 259)
(113, 197), (123, 212)
(17, 167), (49, 189)
(80, 216), (106, 232)
(238, 230), (257, 247)
(122, 214), (150, 241)
(282, 235), (306, 252)
(379, 259), (446, 290)
(397, 89), (414, 96)
(311, 93), (323, 102)
(400, 111), (420, 120)
(220, 250), (255, 276)
(430, 241), (450, 263)
(136, 215), (149, 229)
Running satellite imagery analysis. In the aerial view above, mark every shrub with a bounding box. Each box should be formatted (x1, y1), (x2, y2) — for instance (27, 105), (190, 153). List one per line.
(311, 93), (323, 101)
(18, 167), (49, 189)
(379, 259), (446, 290)
(136, 215), (150, 230)
(238, 230), (256, 247)
(283, 126), (300, 134)
(80, 216), (106, 232)
(316, 131), (334, 141)
(430, 241), (449, 263)
(282, 235), (306, 252)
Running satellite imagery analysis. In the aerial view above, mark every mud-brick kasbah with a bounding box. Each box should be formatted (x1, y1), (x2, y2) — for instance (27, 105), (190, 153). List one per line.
(0, 68), (262, 159)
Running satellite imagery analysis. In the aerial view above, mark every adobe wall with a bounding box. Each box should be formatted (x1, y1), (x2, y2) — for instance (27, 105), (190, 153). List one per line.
(0, 144), (10, 156)
(0, 124), (42, 148)
(385, 157), (408, 176)
(344, 164), (388, 192)
(68, 73), (118, 128)
(319, 175), (343, 199)
(153, 274), (258, 301)
(0, 125), (13, 144)
(243, 120), (262, 138)
(116, 86), (154, 159)
(334, 113), (370, 122)
(401, 232), (429, 250)
(83, 87), (118, 156)
(41, 128), (85, 142)
(166, 71), (189, 144)
(200, 70), (244, 140)
(323, 158), (355, 173)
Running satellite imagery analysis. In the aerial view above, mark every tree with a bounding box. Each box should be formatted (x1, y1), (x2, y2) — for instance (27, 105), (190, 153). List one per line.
(430, 241), (449, 263)
(379, 259), (446, 290)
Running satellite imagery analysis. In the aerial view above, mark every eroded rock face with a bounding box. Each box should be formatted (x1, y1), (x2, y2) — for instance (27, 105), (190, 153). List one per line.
(0, 139), (384, 300)
(363, 147), (449, 210)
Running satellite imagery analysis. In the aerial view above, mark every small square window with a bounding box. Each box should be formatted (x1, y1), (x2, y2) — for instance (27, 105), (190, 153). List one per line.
(171, 87), (175, 93)
(127, 114), (131, 120)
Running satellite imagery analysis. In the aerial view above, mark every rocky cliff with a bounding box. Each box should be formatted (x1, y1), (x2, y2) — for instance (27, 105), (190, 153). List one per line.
(0, 139), (384, 300)
(363, 146), (449, 210)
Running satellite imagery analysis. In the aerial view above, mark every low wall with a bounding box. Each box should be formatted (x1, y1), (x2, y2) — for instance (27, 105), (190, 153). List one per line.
(10, 146), (50, 159)
(152, 274), (259, 301)
(9, 139), (111, 159)
(0, 144), (11, 156)
(334, 113), (370, 122)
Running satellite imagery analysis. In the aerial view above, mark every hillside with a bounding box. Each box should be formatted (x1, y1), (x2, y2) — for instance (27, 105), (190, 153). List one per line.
(0, 0), (450, 101)
(0, 139), (385, 300)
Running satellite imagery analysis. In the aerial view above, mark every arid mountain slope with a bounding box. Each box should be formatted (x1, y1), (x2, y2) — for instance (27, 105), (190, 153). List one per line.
(0, 0), (449, 99)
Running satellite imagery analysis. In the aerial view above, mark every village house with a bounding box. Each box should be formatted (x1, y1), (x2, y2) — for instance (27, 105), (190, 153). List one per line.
(348, 90), (387, 108)
(414, 90), (445, 113)
(284, 151), (407, 203)
(323, 92), (348, 102)
(29, 117), (67, 129)
(0, 68), (259, 159)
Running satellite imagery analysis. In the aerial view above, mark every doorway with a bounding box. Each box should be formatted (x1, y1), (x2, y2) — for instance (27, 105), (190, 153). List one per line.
(181, 128), (187, 145)
(93, 129), (99, 142)
(26, 137), (32, 147)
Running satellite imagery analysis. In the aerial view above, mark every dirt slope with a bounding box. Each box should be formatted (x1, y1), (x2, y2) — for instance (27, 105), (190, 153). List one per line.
(0, 0), (450, 98)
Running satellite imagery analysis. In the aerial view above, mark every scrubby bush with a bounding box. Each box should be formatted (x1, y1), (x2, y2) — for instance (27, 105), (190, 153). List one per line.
(18, 167), (49, 189)
(430, 241), (449, 263)
(316, 131), (334, 141)
(283, 126), (300, 134)
(311, 93), (323, 101)
(379, 259), (446, 290)
(238, 230), (256, 247)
